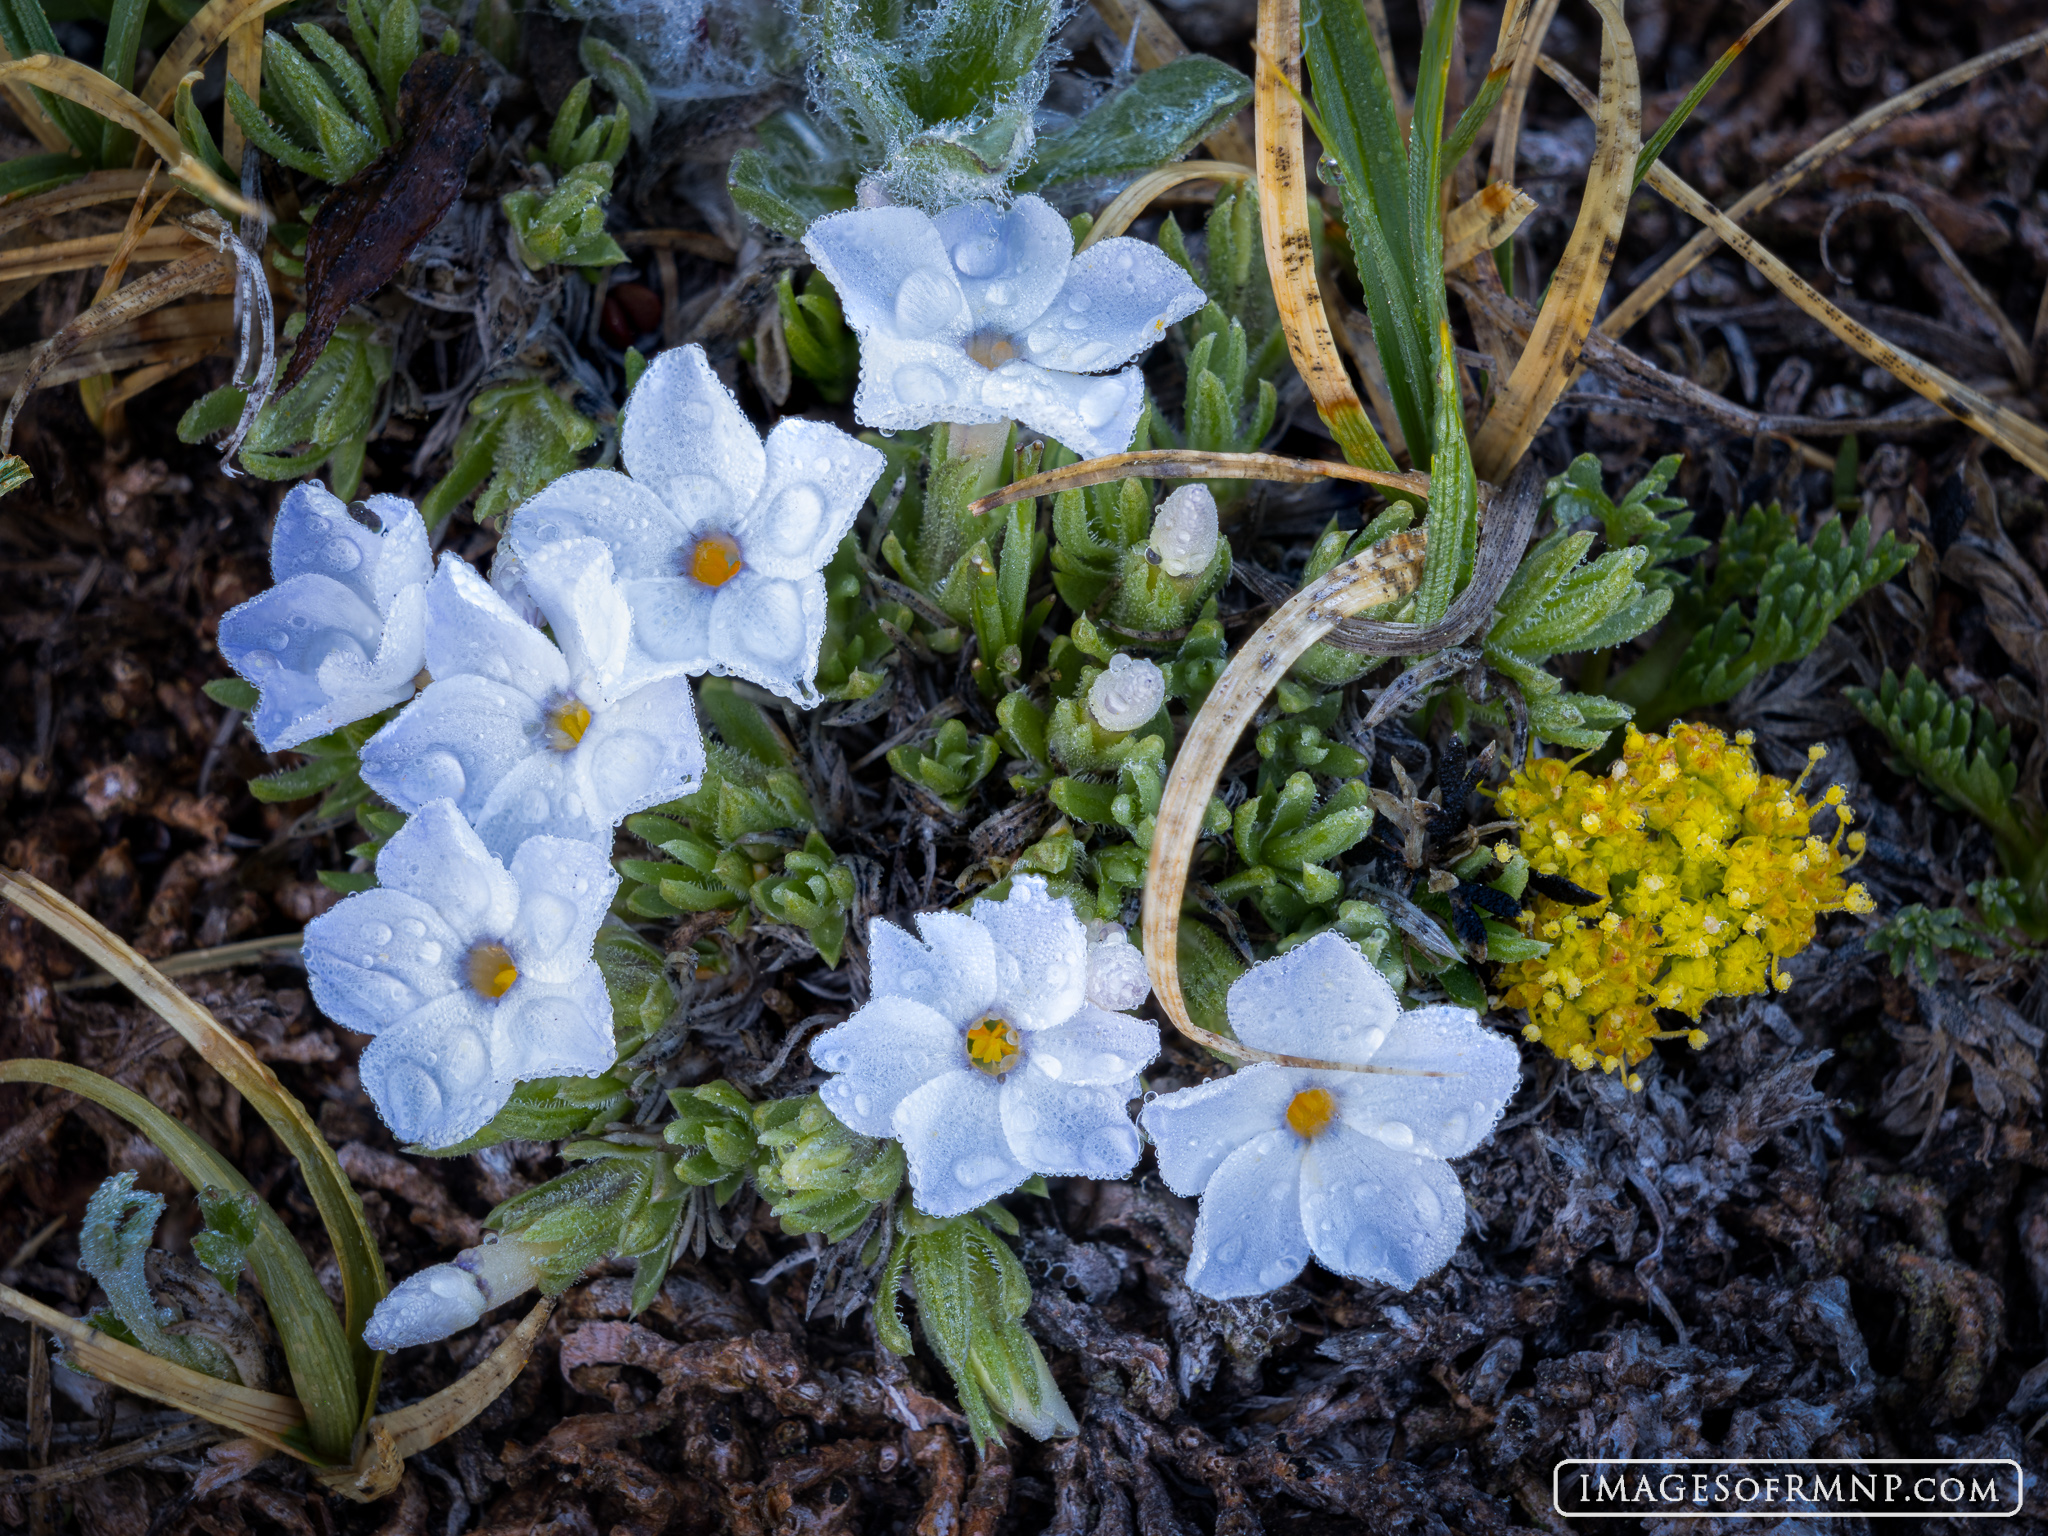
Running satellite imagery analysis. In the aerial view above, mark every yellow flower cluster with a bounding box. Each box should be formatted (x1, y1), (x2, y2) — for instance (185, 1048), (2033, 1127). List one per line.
(1495, 722), (1872, 1087)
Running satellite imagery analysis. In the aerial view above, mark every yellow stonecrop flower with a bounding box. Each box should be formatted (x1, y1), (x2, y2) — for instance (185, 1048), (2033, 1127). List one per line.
(1497, 723), (1873, 1083)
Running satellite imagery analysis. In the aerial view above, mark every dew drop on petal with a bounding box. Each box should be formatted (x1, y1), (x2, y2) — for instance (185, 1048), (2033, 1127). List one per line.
(894, 269), (964, 336)
(1412, 1183), (1443, 1224)
(953, 235), (1003, 278)
(417, 941), (441, 964)
(816, 1048), (848, 1071)
(1441, 1111), (1469, 1146)
(1067, 289), (1092, 313)
(1358, 1026), (1386, 1056)
(764, 483), (826, 559)
(952, 1154), (1012, 1187)
(1214, 1235), (1245, 1266)
(1076, 379), (1126, 429)
(1257, 1256), (1297, 1290)
(399, 750), (466, 805)
(324, 538), (364, 572)
(365, 921), (394, 947)
(1375, 1121), (1416, 1151)
(1038, 1056), (1063, 1080)
(892, 365), (950, 409)
(853, 1093), (871, 1117)
(984, 280), (1011, 308)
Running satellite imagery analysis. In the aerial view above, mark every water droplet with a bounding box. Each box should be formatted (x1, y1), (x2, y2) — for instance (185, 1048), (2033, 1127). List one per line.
(1075, 378), (1126, 429)
(952, 1155), (1011, 1187)
(984, 279), (1012, 308)
(891, 364), (950, 408)
(1413, 1184), (1443, 1224)
(324, 537), (363, 572)
(1440, 1111), (1469, 1147)
(1358, 1026), (1386, 1056)
(853, 1093), (871, 1117)
(953, 235), (1003, 278)
(400, 918), (427, 939)
(1067, 290), (1092, 313)
(365, 922), (394, 947)
(1257, 1256), (1297, 1289)
(894, 269), (964, 336)
(1215, 1235), (1245, 1265)
(1038, 1055), (1064, 1079)
(1375, 1121), (1416, 1150)
(1317, 152), (1345, 185)
(764, 483), (826, 558)
(817, 1049), (847, 1071)
(287, 613), (311, 629)
(417, 941), (442, 964)
(1115, 250), (1134, 270)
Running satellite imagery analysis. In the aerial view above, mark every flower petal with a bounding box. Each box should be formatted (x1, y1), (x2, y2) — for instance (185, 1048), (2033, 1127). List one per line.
(572, 674), (706, 829)
(621, 344), (765, 526)
(1139, 1063), (1300, 1197)
(493, 965), (615, 1084)
(471, 752), (602, 862)
(803, 206), (970, 347)
(931, 195), (1073, 338)
(892, 1068), (1030, 1218)
(1299, 1124), (1466, 1290)
(507, 835), (619, 979)
(1227, 931), (1400, 1064)
(707, 569), (827, 704)
(220, 575), (411, 751)
(1020, 237), (1207, 375)
(1024, 1005), (1158, 1087)
(358, 990), (505, 1148)
(982, 360), (1144, 462)
(1327, 1006), (1520, 1159)
(1000, 1069), (1140, 1179)
(870, 913), (996, 1027)
(361, 493), (433, 613)
(421, 555), (568, 703)
(269, 482), (384, 610)
(304, 889), (464, 1036)
(359, 674), (542, 825)
(841, 332), (997, 435)
(620, 576), (717, 677)
(518, 538), (631, 696)
(970, 874), (1087, 1033)
(746, 417), (884, 581)
(508, 469), (690, 584)
(812, 996), (966, 1138)
(1184, 1128), (1310, 1299)
(370, 799), (519, 940)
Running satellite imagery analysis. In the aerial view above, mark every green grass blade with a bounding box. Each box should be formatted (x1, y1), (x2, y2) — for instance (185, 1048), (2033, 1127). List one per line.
(0, 1060), (359, 1463)
(96, 0), (147, 162)
(1635, 0), (1793, 189)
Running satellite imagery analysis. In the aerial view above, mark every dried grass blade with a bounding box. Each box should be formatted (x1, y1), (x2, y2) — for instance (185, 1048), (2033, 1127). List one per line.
(0, 169), (157, 242)
(968, 448), (1428, 516)
(1087, 0), (1257, 163)
(1541, 55), (2048, 480)
(1468, 0), (1637, 482)
(220, 14), (262, 167)
(0, 35), (70, 153)
(0, 56), (256, 216)
(1142, 531), (1427, 1062)
(97, 339), (222, 409)
(1604, 24), (2048, 338)
(1254, 0), (1391, 471)
(0, 1059), (360, 1461)
(1485, 0), (1560, 188)
(1443, 180), (1535, 271)
(375, 1297), (553, 1462)
(0, 870), (387, 1415)
(0, 1282), (306, 1456)
(138, 0), (295, 118)
(1442, 0), (1535, 171)
(1080, 161), (1253, 248)
(0, 225), (205, 282)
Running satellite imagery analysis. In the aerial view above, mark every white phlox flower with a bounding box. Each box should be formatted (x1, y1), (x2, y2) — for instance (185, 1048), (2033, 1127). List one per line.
(802, 193), (1207, 460)
(358, 536), (705, 861)
(304, 800), (619, 1149)
(808, 876), (1161, 1217)
(506, 344), (885, 706)
(363, 1234), (548, 1351)
(1139, 932), (1520, 1300)
(217, 482), (431, 750)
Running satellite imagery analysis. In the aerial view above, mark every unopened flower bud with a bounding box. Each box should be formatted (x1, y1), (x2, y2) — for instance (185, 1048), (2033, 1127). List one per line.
(1083, 921), (1151, 1012)
(1088, 654), (1165, 733)
(362, 1235), (548, 1351)
(1147, 484), (1220, 577)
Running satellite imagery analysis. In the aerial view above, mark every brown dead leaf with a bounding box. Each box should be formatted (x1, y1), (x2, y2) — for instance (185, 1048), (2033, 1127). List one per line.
(284, 53), (487, 393)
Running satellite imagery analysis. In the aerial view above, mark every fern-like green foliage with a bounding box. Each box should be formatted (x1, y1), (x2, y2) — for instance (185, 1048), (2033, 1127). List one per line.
(179, 321), (392, 500)
(418, 379), (598, 529)
(543, 77), (630, 173)
(1866, 903), (1999, 983)
(890, 718), (1002, 811)
(78, 1172), (241, 1382)
(504, 162), (628, 270)
(1848, 667), (2048, 937)
(1611, 496), (1911, 726)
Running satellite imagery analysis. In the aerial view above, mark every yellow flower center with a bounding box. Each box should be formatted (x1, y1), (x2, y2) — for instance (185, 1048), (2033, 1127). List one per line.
(546, 698), (592, 750)
(964, 330), (1019, 370)
(964, 1016), (1022, 1076)
(1286, 1087), (1337, 1139)
(688, 531), (744, 587)
(466, 942), (519, 999)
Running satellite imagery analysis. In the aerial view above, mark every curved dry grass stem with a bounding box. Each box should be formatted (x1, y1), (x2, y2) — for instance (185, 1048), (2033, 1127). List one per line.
(1253, 0), (1389, 471)
(138, 0), (296, 117)
(1080, 161), (1254, 248)
(1468, 0), (1636, 482)
(1602, 24), (2048, 339)
(1443, 181), (1536, 271)
(1141, 530), (1428, 1070)
(0, 56), (257, 216)
(1485, 0), (1561, 188)
(0, 1281), (308, 1456)
(968, 449), (1427, 517)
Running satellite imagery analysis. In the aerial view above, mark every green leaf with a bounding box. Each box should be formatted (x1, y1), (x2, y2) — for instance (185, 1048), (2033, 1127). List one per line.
(1019, 56), (1250, 190)
(192, 1186), (262, 1292)
(202, 677), (260, 710)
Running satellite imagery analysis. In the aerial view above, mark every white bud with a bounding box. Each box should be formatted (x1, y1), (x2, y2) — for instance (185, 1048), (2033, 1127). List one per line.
(1085, 930), (1151, 1012)
(361, 1235), (547, 1351)
(1088, 653), (1165, 733)
(1147, 484), (1219, 577)
(489, 547), (545, 629)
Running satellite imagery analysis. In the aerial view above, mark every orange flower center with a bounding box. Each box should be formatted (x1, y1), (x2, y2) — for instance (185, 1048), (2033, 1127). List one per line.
(688, 532), (744, 587)
(964, 330), (1018, 369)
(467, 942), (519, 999)
(546, 698), (592, 750)
(1286, 1087), (1337, 1139)
(964, 1016), (1022, 1076)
